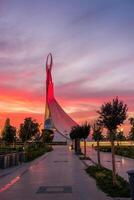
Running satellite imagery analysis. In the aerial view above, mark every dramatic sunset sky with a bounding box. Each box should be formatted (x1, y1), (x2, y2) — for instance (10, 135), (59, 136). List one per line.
(0, 0), (134, 133)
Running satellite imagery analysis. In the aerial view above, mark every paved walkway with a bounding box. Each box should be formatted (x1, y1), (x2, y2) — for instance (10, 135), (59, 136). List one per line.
(82, 147), (134, 181)
(0, 146), (113, 200)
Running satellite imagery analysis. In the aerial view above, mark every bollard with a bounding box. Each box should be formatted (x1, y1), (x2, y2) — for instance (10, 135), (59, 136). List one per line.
(0, 155), (5, 169)
(127, 170), (134, 200)
(19, 152), (24, 164)
(12, 153), (15, 166)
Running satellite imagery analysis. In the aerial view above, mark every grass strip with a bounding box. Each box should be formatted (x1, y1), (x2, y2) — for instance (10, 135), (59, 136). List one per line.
(85, 165), (130, 197)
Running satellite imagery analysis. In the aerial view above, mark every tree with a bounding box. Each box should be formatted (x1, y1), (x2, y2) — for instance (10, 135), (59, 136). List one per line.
(42, 129), (54, 143)
(129, 117), (134, 126)
(80, 122), (90, 157)
(128, 117), (134, 141)
(19, 118), (39, 142)
(92, 120), (103, 166)
(97, 97), (128, 186)
(70, 126), (77, 140)
(70, 123), (90, 156)
(116, 129), (126, 145)
(2, 118), (16, 143)
(70, 125), (81, 154)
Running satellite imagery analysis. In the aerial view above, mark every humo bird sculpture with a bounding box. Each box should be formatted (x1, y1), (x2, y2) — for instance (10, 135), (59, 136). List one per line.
(44, 53), (77, 138)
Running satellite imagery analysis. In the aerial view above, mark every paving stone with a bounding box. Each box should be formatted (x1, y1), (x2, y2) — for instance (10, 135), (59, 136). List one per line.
(0, 146), (115, 200)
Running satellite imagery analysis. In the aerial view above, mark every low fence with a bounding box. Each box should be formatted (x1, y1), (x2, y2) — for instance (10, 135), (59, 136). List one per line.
(80, 141), (134, 147)
(0, 152), (25, 169)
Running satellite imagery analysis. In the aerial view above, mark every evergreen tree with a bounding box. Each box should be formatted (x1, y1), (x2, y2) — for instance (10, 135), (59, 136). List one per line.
(2, 118), (16, 143)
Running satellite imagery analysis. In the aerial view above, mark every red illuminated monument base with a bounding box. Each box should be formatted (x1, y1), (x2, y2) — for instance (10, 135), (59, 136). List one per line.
(44, 53), (77, 138)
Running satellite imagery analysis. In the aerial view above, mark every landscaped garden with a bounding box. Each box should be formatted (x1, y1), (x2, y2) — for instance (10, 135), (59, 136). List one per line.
(0, 117), (54, 168)
(70, 97), (133, 198)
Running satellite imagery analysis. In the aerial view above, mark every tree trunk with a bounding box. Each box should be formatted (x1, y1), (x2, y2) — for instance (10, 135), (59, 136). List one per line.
(77, 138), (81, 154)
(74, 138), (81, 154)
(97, 140), (101, 166)
(117, 140), (119, 146)
(111, 138), (117, 186)
(75, 139), (77, 153)
(71, 140), (74, 150)
(84, 139), (86, 157)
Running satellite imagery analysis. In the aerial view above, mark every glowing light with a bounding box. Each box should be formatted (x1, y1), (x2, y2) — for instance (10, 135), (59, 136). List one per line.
(122, 158), (125, 164)
(0, 176), (20, 193)
(69, 145), (72, 150)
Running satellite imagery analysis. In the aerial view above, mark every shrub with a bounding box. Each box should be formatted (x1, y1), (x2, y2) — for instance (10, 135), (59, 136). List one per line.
(24, 143), (52, 162)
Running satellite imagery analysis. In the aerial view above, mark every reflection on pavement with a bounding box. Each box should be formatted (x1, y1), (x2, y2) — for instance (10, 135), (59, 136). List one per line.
(82, 147), (134, 180)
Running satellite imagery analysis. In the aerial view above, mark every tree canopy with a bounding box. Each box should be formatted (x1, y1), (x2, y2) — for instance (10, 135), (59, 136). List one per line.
(97, 97), (128, 133)
(128, 117), (134, 140)
(41, 129), (54, 143)
(116, 130), (126, 141)
(70, 122), (90, 140)
(2, 118), (16, 143)
(97, 97), (128, 186)
(92, 120), (103, 141)
(19, 118), (39, 142)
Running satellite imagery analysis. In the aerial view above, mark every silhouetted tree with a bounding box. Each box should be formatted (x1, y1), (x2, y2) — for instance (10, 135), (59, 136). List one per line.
(128, 117), (134, 140)
(116, 129), (126, 145)
(70, 123), (90, 156)
(97, 97), (128, 186)
(19, 118), (39, 142)
(80, 122), (90, 157)
(70, 126), (77, 140)
(70, 125), (81, 154)
(42, 129), (54, 143)
(129, 117), (134, 126)
(2, 118), (16, 143)
(92, 120), (103, 166)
